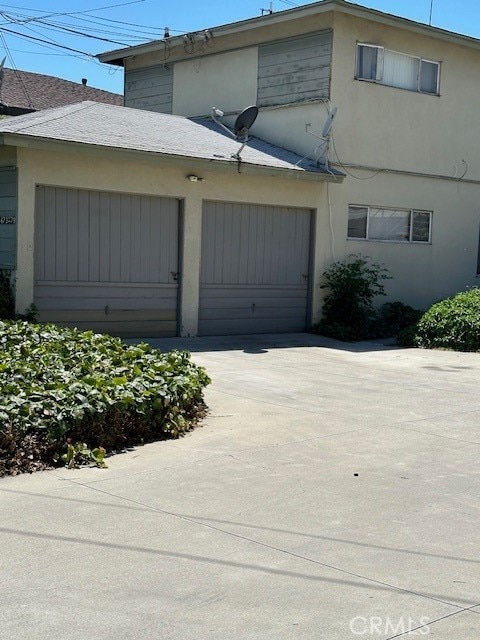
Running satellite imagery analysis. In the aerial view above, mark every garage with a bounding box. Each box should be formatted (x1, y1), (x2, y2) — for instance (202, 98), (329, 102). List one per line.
(199, 201), (312, 336)
(34, 186), (180, 337)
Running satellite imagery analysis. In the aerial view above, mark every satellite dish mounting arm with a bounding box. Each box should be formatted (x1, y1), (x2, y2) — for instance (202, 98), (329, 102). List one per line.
(211, 107), (237, 139)
(211, 105), (259, 160)
(305, 106), (337, 168)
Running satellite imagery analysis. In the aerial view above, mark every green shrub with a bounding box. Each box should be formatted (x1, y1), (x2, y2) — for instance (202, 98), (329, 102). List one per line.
(0, 270), (15, 319)
(0, 321), (210, 476)
(413, 288), (480, 352)
(315, 254), (391, 341)
(379, 302), (423, 333)
(0, 270), (38, 322)
(16, 303), (38, 323)
(377, 301), (423, 342)
(396, 322), (421, 348)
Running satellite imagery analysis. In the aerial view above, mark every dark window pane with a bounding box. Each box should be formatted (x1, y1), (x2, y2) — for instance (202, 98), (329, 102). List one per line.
(420, 60), (439, 93)
(412, 211), (431, 242)
(356, 46), (378, 80)
(348, 206), (368, 238)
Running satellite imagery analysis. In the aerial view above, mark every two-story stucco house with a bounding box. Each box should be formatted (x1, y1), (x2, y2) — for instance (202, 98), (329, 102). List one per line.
(99, 0), (480, 320)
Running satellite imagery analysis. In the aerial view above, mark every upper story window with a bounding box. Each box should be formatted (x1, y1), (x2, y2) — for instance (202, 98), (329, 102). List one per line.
(355, 43), (440, 95)
(348, 206), (432, 243)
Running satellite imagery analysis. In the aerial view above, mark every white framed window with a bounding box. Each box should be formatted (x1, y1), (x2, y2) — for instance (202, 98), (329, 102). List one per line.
(348, 206), (432, 243)
(355, 43), (440, 95)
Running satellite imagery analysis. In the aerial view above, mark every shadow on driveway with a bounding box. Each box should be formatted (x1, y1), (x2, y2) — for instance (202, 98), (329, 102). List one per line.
(126, 332), (398, 355)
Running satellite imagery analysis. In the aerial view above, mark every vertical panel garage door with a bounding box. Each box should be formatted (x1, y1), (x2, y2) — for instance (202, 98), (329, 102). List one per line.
(199, 201), (312, 336)
(34, 186), (180, 337)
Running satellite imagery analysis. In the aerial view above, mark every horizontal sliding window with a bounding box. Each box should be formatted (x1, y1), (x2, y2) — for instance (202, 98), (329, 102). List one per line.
(348, 206), (432, 243)
(355, 43), (440, 95)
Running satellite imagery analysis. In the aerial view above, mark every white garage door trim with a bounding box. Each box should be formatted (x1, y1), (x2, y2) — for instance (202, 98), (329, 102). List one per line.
(34, 186), (180, 337)
(199, 201), (313, 336)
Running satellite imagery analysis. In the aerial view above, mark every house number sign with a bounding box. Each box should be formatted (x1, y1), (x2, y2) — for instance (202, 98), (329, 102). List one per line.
(0, 216), (15, 224)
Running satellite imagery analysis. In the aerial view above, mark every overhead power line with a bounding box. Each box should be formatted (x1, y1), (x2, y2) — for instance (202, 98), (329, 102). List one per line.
(24, 17), (131, 46)
(1, 25), (95, 57)
(0, 0), (197, 87)
(0, 0), (146, 17)
(0, 28), (33, 107)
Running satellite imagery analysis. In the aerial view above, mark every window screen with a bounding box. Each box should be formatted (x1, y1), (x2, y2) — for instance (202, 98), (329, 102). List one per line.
(356, 45), (381, 81)
(419, 60), (439, 94)
(356, 44), (439, 95)
(348, 205), (432, 243)
(368, 208), (410, 241)
(412, 211), (432, 242)
(347, 206), (368, 238)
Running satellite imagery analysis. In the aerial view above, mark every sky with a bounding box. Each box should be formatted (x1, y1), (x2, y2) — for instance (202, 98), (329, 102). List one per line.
(0, 0), (479, 95)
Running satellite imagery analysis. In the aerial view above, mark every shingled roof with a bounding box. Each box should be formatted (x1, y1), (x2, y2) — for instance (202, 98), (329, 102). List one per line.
(0, 68), (123, 115)
(0, 101), (343, 181)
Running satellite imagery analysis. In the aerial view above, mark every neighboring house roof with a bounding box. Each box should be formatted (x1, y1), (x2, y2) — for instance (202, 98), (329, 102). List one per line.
(99, 0), (480, 66)
(0, 101), (343, 182)
(0, 68), (123, 114)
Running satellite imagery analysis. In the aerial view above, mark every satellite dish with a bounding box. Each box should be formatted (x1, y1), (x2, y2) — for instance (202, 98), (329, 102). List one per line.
(211, 104), (259, 161)
(321, 106), (337, 138)
(304, 106), (338, 169)
(234, 105), (259, 139)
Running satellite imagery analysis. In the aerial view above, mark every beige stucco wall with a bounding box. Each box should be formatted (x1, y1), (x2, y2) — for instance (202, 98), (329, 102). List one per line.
(330, 12), (480, 179)
(326, 12), (480, 308)
(250, 102), (333, 163)
(11, 145), (328, 335)
(326, 170), (480, 309)
(173, 48), (258, 117)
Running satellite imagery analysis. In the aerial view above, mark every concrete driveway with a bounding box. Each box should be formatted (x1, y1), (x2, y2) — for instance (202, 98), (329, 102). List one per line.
(1, 333), (480, 639)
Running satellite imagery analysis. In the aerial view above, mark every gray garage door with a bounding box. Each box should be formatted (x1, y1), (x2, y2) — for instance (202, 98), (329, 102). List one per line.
(199, 201), (312, 336)
(34, 186), (180, 337)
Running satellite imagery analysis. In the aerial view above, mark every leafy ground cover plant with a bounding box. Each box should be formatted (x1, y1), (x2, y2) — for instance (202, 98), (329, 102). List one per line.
(0, 321), (210, 476)
(413, 288), (480, 351)
(315, 254), (392, 341)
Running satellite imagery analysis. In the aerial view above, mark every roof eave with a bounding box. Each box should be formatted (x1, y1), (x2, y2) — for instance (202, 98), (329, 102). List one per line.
(97, 0), (337, 65)
(0, 133), (343, 183)
(97, 0), (480, 66)
(340, 0), (480, 50)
